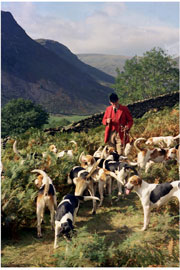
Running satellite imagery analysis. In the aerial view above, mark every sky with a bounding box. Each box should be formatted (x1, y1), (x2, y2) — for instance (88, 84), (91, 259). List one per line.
(1, 1), (179, 57)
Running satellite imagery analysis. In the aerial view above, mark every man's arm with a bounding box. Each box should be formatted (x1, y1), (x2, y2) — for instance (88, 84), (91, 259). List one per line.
(124, 107), (133, 130)
(102, 108), (111, 125)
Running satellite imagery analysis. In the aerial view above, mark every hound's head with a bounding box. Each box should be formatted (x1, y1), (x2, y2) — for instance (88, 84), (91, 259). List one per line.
(59, 221), (74, 238)
(166, 147), (177, 160)
(49, 144), (57, 153)
(125, 175), (142, 195)
(107, 147), (116, 154)
(74, 177), (91, 196)
(80, 154), (96, 168)
(145, 138), (153, 145)
(34, 174), (43, 188)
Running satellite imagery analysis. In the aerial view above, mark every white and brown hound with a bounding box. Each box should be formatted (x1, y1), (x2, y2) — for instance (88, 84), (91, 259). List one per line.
(32, 169), (57, 237)
(124, 136), (134, 156)
(166, 144), (180, 174)
(125, 175), (180, 231)
(54, 194), (100, 249)
(145, 134), (180, 148)
(43, 140), (77, 159)
(134, 138), (177, 172)
(56, 140), (78, 158)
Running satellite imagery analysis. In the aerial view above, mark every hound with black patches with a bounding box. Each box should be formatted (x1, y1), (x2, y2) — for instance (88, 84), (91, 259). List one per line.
(79, 151), (137, 197)
(103, 159), (138, 196)
(54, 194), (100, 249)
(125, 175), (180, 231)
(32, 169), (57, 237)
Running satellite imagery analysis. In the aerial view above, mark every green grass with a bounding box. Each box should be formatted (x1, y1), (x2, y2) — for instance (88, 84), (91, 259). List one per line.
(1, 193), (179, 267)
(43, 114), (90, 129)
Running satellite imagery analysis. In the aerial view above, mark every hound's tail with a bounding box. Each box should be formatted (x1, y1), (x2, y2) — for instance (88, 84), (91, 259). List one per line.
(134, 138), (146, 153)
(32, 169), (50, 196)
(76, 196), (100, 202)
(100, 145), (108, 159)
(70, 140), (78, 153)
(13, 140), (22, 157)
(173, 134), (180, 140)
(107, 171), (125, 185)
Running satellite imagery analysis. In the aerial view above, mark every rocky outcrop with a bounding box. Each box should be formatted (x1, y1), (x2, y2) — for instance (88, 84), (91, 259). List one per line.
(44, 91), (179, 135)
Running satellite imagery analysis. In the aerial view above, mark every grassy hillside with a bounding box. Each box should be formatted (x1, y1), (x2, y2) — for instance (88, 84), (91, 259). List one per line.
(1, 104), (179, 267)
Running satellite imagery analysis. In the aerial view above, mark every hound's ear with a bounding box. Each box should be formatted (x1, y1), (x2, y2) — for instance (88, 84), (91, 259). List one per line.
(130, 175), (142, 186)
(90, 157), (96, 165)
(73, 177), (78, 185)
(136, 176), (142, 186)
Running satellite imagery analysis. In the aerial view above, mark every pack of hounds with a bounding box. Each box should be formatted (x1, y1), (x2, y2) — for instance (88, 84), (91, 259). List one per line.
(10, 134), (180, 248)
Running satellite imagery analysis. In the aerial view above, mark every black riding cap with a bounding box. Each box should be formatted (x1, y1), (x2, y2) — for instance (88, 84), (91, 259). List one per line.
(109, 93), (118, 103)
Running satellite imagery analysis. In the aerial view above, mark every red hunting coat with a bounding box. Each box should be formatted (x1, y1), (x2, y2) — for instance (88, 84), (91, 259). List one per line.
(102, 104), (133, 144)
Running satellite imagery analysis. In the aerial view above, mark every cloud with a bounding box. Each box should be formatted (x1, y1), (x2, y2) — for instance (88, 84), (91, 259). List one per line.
(2, 2), (179, 56)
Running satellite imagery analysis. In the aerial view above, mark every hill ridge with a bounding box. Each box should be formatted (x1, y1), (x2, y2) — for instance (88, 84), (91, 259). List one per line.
(1, 11), (113, 115)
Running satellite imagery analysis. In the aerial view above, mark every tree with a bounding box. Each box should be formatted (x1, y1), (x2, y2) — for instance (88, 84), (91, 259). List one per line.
(2, 98), (49, 137)
(113, 47), (179, 104)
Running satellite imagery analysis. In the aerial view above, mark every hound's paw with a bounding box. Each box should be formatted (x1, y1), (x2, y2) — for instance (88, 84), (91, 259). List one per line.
(140, 227), (147, 231)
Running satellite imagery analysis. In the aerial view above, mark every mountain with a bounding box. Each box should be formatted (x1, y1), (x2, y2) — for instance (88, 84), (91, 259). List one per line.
(36, 39), (115, 86)
(77, 54), (131, 77)
(1, 11), (114, 115)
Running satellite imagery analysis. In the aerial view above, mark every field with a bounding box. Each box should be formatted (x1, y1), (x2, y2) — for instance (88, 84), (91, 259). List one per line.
(1, 105), (179, 267)
(43, 114), (89, 129)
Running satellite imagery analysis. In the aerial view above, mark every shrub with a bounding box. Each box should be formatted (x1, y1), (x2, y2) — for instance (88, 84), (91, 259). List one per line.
(2, 98), (49, 137)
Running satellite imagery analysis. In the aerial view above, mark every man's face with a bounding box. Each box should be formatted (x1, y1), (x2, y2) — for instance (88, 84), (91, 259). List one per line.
(110, 100), (119, 108)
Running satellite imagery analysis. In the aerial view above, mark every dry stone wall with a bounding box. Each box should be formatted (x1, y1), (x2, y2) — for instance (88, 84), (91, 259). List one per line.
(44, 91), (179, 135)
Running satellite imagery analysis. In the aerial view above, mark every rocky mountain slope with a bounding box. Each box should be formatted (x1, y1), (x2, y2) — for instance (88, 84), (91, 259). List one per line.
(1, 11), (113, 115)
(36, 39), (115, 86)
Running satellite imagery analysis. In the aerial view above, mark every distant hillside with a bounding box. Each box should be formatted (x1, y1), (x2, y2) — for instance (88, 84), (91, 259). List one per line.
(36, 39), (115, 86)
(1, 11), (114, 115)
(78, 54), (179, 78)
(77, 54), (131, 77)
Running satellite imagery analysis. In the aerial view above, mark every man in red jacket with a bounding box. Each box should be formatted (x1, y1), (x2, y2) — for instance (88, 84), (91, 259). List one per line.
(102, 93), (133, 155)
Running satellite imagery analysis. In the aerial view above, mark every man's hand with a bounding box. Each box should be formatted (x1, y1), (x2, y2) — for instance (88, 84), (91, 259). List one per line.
(106, 118), (111, 124)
